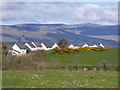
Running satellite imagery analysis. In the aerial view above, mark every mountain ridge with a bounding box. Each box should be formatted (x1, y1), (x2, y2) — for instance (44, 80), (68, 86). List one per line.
(1, 23), (118, 47)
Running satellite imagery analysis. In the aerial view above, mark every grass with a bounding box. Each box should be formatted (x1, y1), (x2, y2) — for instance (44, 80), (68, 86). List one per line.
(2, 49), (118, 88)
(46, 48), (118, 67)
(2, 70), (118, 88)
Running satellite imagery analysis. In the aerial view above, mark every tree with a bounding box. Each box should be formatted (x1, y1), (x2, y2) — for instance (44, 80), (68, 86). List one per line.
(98, 60), (111, 71)
(1, 43), (7, 57)
(58, 38), (68, 48)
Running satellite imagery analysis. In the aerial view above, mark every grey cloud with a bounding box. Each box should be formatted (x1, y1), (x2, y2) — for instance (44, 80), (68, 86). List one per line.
(1, 2), (118, 25)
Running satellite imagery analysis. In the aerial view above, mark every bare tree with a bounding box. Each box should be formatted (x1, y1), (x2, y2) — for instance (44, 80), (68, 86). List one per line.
(58, 38), (68, 48)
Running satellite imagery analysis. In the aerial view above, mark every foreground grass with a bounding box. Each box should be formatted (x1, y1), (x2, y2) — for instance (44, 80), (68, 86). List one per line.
(46, 49), (118, 67)
(2, 70), (118, 88)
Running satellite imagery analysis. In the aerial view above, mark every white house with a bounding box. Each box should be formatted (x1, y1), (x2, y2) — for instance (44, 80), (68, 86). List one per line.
(82, 43), (93, 48)
(12, 43), (28, 55)
(74, 45), (80, 49)
(25, 42), (37, 51)
(4, 43), (21, 56)
(99, 43), (111, 48)
(31, 42), (43, 50)
(8, 50), (21, 56)
(68, 44), (75, 49)
(41, 43), (59, 50)
(82, 43), (89, 48)
(51, 43), (59, 49)
(68, 44), (79, 49)
(100, 43), (105, 48)
(89, 44), (98, 48)
(41, 43), (50, 50)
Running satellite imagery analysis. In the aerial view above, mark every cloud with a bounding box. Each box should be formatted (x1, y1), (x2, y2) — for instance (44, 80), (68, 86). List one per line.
(45, 21), (69, 24)
(73, 3), (118, 22)
(96, 21), (117, 25)
(1, 2), (118, 25)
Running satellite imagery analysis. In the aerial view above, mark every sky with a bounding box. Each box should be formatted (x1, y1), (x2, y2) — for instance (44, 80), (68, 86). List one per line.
(0, 2), (118, 25)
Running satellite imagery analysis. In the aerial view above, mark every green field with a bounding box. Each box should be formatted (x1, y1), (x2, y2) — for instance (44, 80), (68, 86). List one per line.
(46, 49), (118, 67)
(2, 70), (118, 88)
(2, 49), (118, 88)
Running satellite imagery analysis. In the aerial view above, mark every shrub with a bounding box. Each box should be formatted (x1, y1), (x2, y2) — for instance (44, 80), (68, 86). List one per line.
(98, 60), (111, 71)
(52, 47), (61, 53)
(2, 50), (48, 70)
(92, 47), (105, 51)
(51, 47), (105, 55)
(58, 51), (65, 54)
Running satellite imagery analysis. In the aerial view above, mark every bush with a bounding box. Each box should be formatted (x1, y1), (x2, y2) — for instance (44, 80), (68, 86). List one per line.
(92, 47), (105, 51)
(2, 50), (48, 70)
(98, 60), (112, 71)
(52, 47), (106, 55)
(58, 51), (65, 54)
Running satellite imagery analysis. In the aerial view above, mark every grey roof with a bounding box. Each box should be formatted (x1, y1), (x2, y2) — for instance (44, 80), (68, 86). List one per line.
(16, 43), (27, 49)
(33, 42), (42, 47)
(72, 44), (79, 46)
(96, 45), (102, 48)
(12, 49), (21, 53)
(81, 43), (93, 46)
(86, 43), (93, 46)
(25, 45), (31, 51)
(101, 43), (112, 48)
(27, 42), (36, 48)
(4, 44), (13, 50)
(43, 43), (53, 48)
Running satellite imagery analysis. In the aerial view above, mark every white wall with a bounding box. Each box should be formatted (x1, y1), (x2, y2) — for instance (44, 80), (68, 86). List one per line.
(12, 44), (27, 55)
(32, 42), (43, 50)
(8, 50), (21, 56)
(89, 45), (98, 48)
(12, 44), (21, 52)
(82, 44), (89, 48)
(25, 43), (36, 51)
(100, 43), (104, 48)
(41, 43), (48, 50)
(51, 43), (59, 49)
(20, 49), (27, 54)
(68, 44), (74, 48)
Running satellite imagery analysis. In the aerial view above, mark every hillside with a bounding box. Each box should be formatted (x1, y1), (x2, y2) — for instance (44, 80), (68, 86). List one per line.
(1, 23), (118, 47)
(46, 48), (118, 67)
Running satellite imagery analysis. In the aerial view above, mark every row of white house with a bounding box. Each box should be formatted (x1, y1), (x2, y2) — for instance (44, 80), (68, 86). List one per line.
(6, 42), (107, 56)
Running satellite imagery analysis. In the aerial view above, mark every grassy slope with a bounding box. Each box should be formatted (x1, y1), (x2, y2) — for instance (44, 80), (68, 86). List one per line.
(2, 70), (118, 88)
(46, 49), (118, 67)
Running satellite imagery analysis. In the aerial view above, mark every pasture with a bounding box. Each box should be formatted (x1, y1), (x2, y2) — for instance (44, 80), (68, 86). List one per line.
(2, 48), (118, 88)
(46, 48), (118, 67)
(2, 70), (118, 88)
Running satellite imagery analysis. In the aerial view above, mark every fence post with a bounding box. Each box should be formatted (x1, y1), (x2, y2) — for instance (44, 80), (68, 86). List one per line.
(54, 65), (56, 70)
(66, 65), (68, 71)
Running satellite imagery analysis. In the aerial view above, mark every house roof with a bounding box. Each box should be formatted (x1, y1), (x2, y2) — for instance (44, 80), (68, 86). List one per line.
(86, 43), (93, 46)
(72, 44), (79, 46)
(25, 46), (31, 51)
(81, 43), (93, 46)
(43, 43), (53, 48)
(33, 42), (42, 47)
(4, 44), (13, 50)
(96, 45), (102, 48)
(16, 43), (27, 49)
(68, 44), (74, 46)
(27, 42), (36, 48)
(101, 43), (112, 48)
(12, 49), (21, 53)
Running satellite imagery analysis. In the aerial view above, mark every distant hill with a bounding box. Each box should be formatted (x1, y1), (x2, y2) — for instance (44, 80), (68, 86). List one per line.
(1, 23), (119, 47)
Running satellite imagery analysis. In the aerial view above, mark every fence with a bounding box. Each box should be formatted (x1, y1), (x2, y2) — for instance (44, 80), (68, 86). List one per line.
(39, 65), (100, 71)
